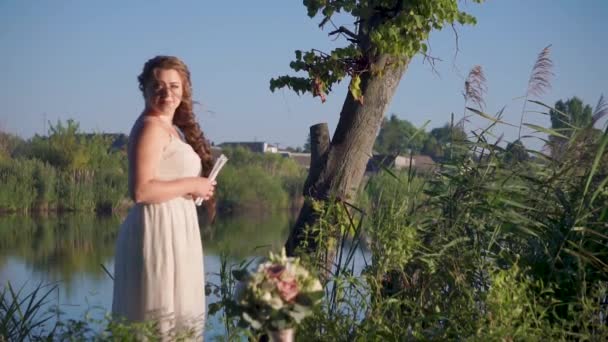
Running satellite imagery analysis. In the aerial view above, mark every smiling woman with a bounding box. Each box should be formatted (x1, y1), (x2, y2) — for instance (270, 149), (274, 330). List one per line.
(144, 69), (184, 117)
(111, 56), (216, 340)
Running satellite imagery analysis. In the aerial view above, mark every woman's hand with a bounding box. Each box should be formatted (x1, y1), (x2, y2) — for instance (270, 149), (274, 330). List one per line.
(191, 178), (216, 201)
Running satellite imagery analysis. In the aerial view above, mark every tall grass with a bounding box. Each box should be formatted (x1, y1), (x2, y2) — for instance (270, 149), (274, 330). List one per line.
(0, 282), (57, 341)
(197, 92), (606, 340)
(0, 119), (128, 214)
(0, 160), (127, 213)
(0, 281), (194, 341)
(293, 99), (608, 340)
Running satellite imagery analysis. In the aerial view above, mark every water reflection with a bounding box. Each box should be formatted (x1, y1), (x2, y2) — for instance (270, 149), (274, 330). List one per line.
(202, 210), (292, 258)
(0, 214), (120, 287)
(0, 211), (293, 321)
(0, 211), (292, 279)
(0, 210), (373, 339)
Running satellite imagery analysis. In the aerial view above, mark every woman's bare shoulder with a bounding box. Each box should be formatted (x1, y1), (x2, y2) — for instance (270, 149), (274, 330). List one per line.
(128, 115), (171, 148)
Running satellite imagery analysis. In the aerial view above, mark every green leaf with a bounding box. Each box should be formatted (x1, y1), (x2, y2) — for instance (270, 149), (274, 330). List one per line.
(497, 196), (538, 212)
(467, 107), (517, 127)
(349, 74), (363, 103)
(583, 127), (608, 199)
(589, 174), (608, 206)
(406, 120), (431, 145)
(523, 123), (569, 139)
(420, 42), (428, 54)
(528, 99), (570, 119)
(572, 226), (608, 240)
(289, 304), (311, 323)
(208, 302), (222, 316)
(294, 290), (324, 306)
(242, 311), (262, 330)
(231, 269), (250, 281)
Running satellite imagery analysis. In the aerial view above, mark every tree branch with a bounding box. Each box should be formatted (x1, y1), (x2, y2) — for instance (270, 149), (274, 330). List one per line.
(311, 49), (331, 57)
(327, 18), (340, 42)
(421, 51), (442, 77)
(329, 26), (360, 43)
(318, 16), (331, 29)
(451, 23), (460, 62)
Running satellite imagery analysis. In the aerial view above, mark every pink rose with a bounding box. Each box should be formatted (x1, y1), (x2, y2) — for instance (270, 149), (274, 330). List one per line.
(276, 276), (299, 303)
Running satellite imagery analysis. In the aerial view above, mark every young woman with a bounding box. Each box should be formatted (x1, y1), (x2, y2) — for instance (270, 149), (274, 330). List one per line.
(112, 55), (215, 339)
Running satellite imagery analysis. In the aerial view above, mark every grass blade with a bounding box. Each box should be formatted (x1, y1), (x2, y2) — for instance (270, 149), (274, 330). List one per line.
(523, 123), (569, 139)
(467, 107), (517, 127)
(582, 127), (608, 199)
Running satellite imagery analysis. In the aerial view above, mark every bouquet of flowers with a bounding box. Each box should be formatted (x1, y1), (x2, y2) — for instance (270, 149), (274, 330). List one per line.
(232, 249), (323, 333)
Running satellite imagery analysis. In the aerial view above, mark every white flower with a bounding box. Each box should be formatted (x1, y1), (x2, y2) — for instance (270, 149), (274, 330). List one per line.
(310, 279), (323, 292)
(267, 293), (284, 310)
(261, 291), (272, 303)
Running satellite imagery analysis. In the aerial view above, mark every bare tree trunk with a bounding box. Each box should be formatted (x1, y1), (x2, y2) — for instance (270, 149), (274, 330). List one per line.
(286, 55), (409, 260)
(304, 123), (331, 197)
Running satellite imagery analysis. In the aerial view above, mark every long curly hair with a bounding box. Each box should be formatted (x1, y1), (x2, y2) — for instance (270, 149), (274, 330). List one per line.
(138, 56), (216, 217)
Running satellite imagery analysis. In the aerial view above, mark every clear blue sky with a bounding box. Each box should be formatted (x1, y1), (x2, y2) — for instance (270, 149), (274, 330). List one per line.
(1, 0), (606, 150)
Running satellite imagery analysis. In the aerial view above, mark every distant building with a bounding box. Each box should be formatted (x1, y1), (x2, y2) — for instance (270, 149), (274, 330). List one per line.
(367, 154), (412, 172)
(219, 142), (278, 154)
(366, 154), (435, 173)
(210, 146), (223, 160)
(411, 155), (436, 173)
(279, 151), (311, 169)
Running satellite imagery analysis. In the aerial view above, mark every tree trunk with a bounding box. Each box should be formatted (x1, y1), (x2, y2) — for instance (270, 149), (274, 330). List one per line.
(304, 123), (331, 197)
(286, 55), (409, 259)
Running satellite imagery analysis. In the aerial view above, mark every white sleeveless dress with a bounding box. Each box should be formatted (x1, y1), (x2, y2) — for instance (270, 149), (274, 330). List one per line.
(112, 131), (206, 340)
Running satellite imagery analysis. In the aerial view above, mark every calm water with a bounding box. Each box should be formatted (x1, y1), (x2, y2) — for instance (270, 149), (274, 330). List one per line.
(0, 210), (296, 339)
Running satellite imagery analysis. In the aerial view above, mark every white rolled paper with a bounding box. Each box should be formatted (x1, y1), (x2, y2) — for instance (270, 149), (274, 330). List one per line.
(195, 154), (228, 206)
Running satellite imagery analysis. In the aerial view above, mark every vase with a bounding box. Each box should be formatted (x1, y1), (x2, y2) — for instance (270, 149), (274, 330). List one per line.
(267, 328), (295, 342)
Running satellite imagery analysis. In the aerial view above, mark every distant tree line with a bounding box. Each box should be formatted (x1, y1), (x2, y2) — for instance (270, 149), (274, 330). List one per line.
(0, 120), (306, 214)
(368, 95), (607, 165)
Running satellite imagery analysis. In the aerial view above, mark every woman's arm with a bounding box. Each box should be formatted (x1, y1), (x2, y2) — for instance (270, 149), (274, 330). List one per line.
(129, 119), (214, 204)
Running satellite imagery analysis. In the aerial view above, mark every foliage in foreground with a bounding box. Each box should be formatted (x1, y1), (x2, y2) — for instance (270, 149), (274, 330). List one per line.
(201, 96), (608, 341)
(290, 99), (608, 341)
